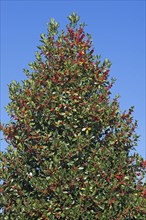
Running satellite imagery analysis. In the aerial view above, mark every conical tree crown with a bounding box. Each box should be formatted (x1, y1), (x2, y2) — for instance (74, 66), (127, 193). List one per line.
(1, 13), (145, 219)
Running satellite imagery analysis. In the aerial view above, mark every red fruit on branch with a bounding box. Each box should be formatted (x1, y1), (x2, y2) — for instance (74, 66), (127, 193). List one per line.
(116, 174), (124, 181)
(41, 62), (45, 68)
(141, 160), (146, 169)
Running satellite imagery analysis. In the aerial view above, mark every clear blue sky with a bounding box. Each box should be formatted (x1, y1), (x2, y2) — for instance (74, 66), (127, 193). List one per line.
(1, 0), (145, 158)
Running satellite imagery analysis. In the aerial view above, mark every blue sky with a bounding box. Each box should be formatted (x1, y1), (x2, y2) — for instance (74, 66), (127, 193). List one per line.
(1, 0), (145, 158)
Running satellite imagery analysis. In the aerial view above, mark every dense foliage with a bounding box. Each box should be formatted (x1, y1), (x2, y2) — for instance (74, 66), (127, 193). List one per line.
(0, 13), (146, 219)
